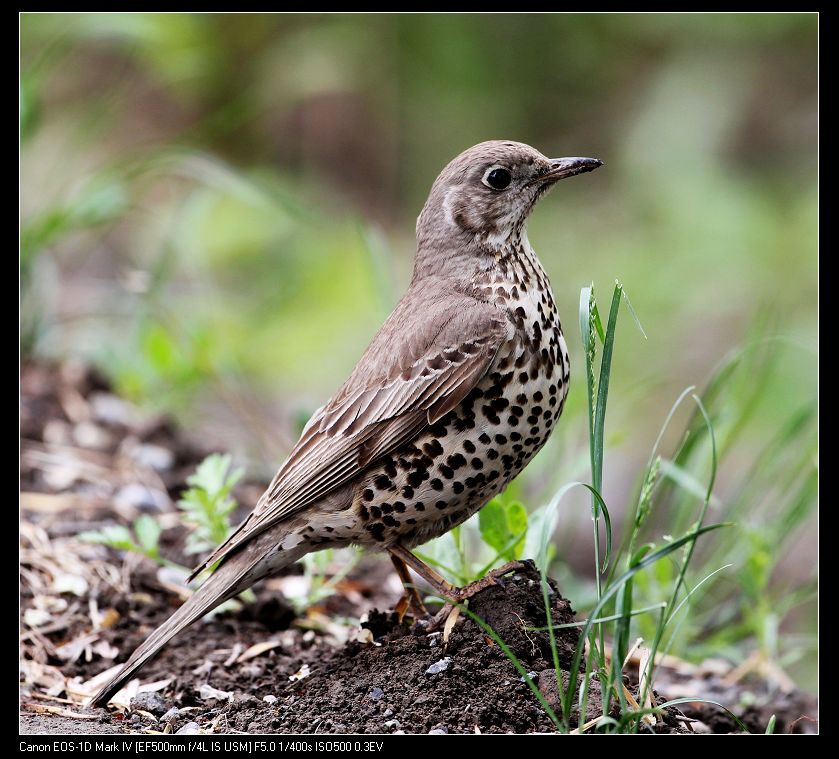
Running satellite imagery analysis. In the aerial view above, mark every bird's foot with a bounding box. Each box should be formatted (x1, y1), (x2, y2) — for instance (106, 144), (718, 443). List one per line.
(447, 560), (526, 603)
(425, 560), (526, 632)
(388, 546), (526, 632)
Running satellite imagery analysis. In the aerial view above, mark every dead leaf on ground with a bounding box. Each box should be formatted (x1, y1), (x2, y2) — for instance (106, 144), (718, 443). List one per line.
(236, 640), (283, 663)
(24, 703), (99, 720)
(198, 683), (234, 702)
(288, 664), (311, 682)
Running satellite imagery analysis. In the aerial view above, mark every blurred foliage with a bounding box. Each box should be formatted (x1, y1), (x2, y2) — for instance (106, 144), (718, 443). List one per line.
(20, 14), (817, 687)
(623, 332), (817, 690)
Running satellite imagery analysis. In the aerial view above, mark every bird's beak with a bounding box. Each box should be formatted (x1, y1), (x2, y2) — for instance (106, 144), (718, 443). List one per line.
(535, 157), (603, 184)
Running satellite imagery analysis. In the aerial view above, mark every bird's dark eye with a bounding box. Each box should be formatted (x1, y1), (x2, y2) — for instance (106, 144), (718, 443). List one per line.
(484, 167), (512, 190)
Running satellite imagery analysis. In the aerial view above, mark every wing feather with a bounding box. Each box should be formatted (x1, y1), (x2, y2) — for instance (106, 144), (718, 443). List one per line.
(188, 285), (507, 580)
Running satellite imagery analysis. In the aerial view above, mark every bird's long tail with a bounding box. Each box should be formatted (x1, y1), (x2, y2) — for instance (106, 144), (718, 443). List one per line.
(90, 537), (302, 707)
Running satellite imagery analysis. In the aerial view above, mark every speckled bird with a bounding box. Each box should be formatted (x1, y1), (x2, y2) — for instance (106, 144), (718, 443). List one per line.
(92, 140), (602, 706)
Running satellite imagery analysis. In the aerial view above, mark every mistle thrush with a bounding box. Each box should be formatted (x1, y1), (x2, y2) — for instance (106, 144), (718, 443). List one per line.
(92, 140), (602, 706)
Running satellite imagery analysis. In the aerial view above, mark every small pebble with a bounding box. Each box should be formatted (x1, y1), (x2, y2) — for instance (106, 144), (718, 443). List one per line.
(428, 724), (448, 734)
(263, 695), (278, 704)
(90, 392), (138, 427)
(384, 720), (401, 729)
(368, 687), (385, 701)
(127, 442), (174, 471)
(23, 609), (51, 628)
(130, 691), (168, 717)
(43, 420), (73, 446)
(43, 465), (78, 491)
(115, 483), (169, 512)
(161, 708), (179, 723)
(520, 671), (539, 683)
(73, 421), (112, 451)
(383, 708), (393, 718)
(425, 657), (451, 675)
(240, 663), (265, 678)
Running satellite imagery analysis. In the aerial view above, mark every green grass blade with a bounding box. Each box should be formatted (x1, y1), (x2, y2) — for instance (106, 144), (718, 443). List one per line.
(592, 283), (623, 496)
(639, 393), (718, 706)
(653, 697), (751, 733)
(540, 578), (568, 727)
(535, 481), (610, 575)
(667, 564), (733, 626)
(541, 603), (667, 629)
(620, 286), (647, 340)
(562, 523), (731, 721)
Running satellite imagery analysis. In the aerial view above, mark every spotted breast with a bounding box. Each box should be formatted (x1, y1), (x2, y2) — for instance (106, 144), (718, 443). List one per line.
(338, 241), (569, 550)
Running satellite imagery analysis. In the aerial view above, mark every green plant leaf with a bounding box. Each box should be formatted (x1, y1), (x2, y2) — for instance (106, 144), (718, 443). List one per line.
(77, 525), (138, 552)
(178, 453), (244, 557)
(506, 502), (528, 559)
(479, 498), (528, 561)
(134, 514), (162, 556)
(478, 499), (508, 555)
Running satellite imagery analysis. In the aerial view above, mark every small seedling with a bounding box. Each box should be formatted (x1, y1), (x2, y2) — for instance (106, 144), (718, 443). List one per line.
(291, 548), (362, 616)
(177, 453), (243, 555)
(78, 454), (242, 572)
(78, 513), (176, 568)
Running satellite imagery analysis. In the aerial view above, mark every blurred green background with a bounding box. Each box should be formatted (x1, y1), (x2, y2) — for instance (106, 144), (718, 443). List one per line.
(21, 14), (817, 688)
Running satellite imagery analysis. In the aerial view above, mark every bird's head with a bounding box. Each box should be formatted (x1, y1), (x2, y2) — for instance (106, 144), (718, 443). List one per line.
(415, 140), (601, 276)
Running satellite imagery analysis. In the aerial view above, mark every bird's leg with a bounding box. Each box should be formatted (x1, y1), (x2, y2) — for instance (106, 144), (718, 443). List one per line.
(389, 552), (428, 621)
(389, 545), (527, 633)
(388, 545), (457, 601)
(389, 545), (525, 603)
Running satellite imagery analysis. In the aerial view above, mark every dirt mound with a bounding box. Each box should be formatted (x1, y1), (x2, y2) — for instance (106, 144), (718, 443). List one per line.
(234, 562), (586, 734)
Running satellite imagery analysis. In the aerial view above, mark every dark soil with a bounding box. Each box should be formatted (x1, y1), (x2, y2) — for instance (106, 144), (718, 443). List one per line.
(22, 560), (686, 735)
(220, 564), (591, 735)
(20, 361), (818, 734)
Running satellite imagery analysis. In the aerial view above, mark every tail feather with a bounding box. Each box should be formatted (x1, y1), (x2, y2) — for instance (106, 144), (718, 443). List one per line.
(89, 538), (294, 707)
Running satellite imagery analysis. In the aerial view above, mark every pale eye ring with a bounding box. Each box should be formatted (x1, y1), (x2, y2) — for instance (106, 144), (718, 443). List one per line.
(482, 166), (512, 190)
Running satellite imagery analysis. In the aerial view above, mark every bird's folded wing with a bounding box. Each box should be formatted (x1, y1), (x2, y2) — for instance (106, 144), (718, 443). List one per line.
(188, 287), (509, 579)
